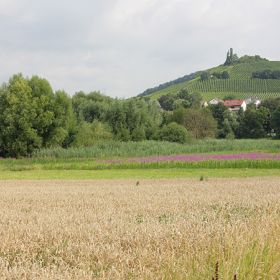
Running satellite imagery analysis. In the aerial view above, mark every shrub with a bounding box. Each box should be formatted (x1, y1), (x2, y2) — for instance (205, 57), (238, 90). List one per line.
(184, 109), (218, 139)
(200, 71), (210, 81)
(158, 122), (189, 143)
(131, 127), (146, 141)
(71, 120), (113, 147)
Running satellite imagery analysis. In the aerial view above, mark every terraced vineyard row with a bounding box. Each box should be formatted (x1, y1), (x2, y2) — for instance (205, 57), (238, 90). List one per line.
(187, 79), (280, 94)
(227, 62), (280, 80)
(200, 92), (280, 101)
(149, 80), (191, 99)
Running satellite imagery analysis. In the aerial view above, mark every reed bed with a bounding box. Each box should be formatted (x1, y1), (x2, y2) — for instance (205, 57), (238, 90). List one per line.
(34, 139), (280, 159)
(0, 178), (279, 279)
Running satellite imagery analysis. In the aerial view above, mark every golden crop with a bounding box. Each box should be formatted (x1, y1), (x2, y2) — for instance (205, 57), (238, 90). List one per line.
(0, 178), (279, 279)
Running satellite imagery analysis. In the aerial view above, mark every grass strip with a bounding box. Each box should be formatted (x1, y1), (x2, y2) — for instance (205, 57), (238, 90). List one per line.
(1, 159), (280, 171)
(0, 168), (280, 180)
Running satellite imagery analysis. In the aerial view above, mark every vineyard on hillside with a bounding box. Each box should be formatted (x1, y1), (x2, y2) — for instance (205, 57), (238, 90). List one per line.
(143, 57), (280, 101)
(197, 91), (280, 101)
(150, 79), (280, 101)
(186, 79), (280, 100)
(218, 61), (280, 80)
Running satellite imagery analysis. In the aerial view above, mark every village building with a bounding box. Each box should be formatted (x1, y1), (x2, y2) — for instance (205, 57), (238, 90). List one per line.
(224, 99), (247, 112)
(201, 101), (208, 108)
(245, 97), (261, 108)
(209, 98), (223, 105)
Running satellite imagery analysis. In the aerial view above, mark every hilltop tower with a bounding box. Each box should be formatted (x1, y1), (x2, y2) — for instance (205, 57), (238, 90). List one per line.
(224, 48), (238, 66)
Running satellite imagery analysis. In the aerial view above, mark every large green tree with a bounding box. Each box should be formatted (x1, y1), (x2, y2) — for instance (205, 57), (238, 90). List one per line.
(106, 98), (162, 141)
(0, 74), (75, 157)
(0, 75), (41, 156)
(271, 106), (280, 138)
(184, 109), (217, 139)
(237, 108), (268, 138)
(260, 98), (280, 114)
(45, 90), (76, 147)
(71, 120), (113, 147)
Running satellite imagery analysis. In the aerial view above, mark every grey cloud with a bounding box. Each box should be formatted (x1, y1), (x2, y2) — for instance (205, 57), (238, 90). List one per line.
(0, 0), (280, 97)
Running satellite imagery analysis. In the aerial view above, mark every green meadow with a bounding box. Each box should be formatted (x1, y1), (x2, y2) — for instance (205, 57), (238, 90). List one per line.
(0, 139), (279, 180)
(1, 168), (280, 180)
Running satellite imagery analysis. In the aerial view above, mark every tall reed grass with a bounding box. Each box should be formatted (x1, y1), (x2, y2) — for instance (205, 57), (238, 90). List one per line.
(34, 139), (280, 159)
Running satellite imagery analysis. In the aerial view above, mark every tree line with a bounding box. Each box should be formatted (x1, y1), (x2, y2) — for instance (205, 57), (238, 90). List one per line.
(158, 89), (280, 140)
(252, 70), (280, 80)
(1, 74), (280, 157)
(0, 74), (163, 157)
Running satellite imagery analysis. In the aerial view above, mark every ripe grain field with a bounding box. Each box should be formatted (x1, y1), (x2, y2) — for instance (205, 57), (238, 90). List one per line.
(0, 178), (280, 280)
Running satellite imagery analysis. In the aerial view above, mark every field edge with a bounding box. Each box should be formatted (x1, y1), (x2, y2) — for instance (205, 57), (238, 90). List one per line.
(1, 168), (280, 180)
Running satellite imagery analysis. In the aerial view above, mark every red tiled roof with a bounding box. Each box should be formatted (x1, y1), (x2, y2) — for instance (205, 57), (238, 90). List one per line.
(224, 100), (244, 107)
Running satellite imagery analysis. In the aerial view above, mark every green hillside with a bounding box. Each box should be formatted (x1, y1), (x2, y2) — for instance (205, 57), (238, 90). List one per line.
(139, 52), (280, 101)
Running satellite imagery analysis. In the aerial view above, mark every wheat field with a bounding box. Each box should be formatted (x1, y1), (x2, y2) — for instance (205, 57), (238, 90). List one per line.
(0, 178), (279, 280)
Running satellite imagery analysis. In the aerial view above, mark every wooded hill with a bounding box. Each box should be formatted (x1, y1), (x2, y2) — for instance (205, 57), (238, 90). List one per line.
(139, 49), (280, 101)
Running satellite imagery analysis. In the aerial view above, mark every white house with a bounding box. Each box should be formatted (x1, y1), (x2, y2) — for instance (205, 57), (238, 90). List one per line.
(201, 101), (208, 108)
(209, 98), (223, 105)
(245, 97), (261, 108)
(224, 99), (247, 112)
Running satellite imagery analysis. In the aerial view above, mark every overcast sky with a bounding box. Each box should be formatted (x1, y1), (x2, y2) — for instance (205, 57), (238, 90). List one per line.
(0, 0), (279, 97)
